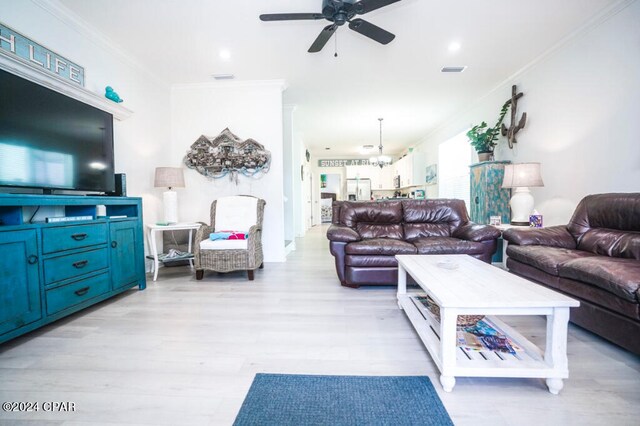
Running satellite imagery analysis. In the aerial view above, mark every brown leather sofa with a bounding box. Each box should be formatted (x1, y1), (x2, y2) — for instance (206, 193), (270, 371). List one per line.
(327, 199), (500, 288)
(504, 193), (640, 354)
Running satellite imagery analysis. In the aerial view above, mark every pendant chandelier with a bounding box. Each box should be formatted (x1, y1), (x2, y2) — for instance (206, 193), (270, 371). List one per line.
(369, 118), (392, 168)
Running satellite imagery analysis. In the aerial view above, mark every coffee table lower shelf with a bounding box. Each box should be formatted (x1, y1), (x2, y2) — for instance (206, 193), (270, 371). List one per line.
(398, 294), (567, 393)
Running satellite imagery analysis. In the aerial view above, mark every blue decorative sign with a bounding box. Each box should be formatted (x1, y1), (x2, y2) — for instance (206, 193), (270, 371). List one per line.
(0, 22), (85, 86)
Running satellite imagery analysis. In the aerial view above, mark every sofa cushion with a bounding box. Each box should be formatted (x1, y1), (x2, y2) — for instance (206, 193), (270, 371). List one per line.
(345, 238), (417, 256)
(411, 237), (486, 255)
(357, 223), (404, 240)
(345, 255), (398, 267)
(507, 258), (640, 321)
(404, 223), (450, 239)
(576, 228), (640, 260)
(506, 245), (597, 276)
(567, 193), (640, 241)
(340, 201), (402, 228)
(402, 199), (467, 238)
(559, 257), (640, 303)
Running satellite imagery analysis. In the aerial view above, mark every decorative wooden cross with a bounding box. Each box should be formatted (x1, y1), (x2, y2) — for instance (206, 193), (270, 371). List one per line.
(501, 85), (527, 149)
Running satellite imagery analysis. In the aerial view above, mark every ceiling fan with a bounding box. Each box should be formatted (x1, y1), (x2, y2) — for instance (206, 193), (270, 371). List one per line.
(260, 0), (401, 53)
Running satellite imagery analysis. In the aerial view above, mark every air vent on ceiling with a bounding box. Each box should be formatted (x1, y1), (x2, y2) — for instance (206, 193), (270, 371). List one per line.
(212, 74), (235, 80)
(363, 145), (374, 149)
(441, 66), (467, 73)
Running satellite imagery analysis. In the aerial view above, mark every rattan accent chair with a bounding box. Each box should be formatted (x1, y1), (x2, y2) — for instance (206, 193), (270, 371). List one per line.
(194, 195), (266, 280)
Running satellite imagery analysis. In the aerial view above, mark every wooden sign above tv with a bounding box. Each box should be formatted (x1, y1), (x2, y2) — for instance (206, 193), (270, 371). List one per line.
(0, 22), (84, 86)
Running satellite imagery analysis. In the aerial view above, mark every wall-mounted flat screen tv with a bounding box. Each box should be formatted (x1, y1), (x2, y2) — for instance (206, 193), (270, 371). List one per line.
(0, 68), (115, 193)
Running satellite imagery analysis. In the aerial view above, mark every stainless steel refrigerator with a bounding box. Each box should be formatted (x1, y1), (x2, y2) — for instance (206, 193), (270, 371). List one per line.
(346, 178), (372, 201)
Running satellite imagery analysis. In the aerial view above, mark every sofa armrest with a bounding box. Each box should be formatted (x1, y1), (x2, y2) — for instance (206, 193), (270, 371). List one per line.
(327, 224), (361, 243)
(453, 223), (501, 242)
(503, 225), (576, 249)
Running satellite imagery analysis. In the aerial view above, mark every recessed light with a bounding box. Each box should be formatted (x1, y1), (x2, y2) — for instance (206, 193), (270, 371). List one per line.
(448, 42), (461, 52)
(219, 49), (231, 60)
(212, 74), (235, 80)
(441, 66), (467, 73)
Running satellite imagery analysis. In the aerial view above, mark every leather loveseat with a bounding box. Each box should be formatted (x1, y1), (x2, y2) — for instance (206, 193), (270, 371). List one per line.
(327, 199), (501, 288)
(504, 193), (640, 354)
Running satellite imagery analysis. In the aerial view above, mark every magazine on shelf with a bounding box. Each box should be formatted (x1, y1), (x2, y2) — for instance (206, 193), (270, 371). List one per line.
(410, 294), (523, 353)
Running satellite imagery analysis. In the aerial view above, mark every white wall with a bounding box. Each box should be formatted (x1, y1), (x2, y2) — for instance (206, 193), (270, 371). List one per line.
(1, 0), (172, 226)
(170, 81), (287, 262)
(283, 105), (296, 243)
(294, 135), (308, 237)
(414, 1), (640, 225)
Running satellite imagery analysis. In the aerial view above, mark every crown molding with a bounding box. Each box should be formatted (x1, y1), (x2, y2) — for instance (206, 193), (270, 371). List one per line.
(30, 0), (168, 89)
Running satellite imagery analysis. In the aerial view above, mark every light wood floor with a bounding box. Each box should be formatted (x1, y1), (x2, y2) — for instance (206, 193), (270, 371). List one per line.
(1, 225), (639, 425)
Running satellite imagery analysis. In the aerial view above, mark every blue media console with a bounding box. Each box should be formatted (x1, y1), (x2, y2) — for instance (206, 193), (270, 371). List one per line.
(0, 194), (146, 344)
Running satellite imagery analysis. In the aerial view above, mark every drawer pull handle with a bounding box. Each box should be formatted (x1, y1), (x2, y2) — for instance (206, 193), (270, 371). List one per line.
(73, 260), (89, 269)
(71, 233), (88, 241)
(27, 255), (38, 265)
(111, 241), (118, 248)
(74, 287), (90, 296)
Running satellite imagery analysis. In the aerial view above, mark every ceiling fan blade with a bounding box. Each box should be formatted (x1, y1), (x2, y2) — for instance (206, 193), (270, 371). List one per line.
(354, 0), (402, 15)
(260, 13), (325, 22)
(308, 24), (338, 53)
(348, 19), (395, 45)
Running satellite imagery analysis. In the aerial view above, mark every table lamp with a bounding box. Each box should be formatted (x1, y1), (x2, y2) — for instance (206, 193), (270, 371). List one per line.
(154, 167), (185, 223)
(502, 162), (544, 226)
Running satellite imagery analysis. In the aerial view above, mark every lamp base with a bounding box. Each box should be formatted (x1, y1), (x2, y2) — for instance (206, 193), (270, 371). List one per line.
(509, 187), (534, 226)
(163, 190), (178, 224)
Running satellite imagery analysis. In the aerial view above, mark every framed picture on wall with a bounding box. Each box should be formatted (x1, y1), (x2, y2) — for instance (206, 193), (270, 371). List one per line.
(425, 164), (438, 185)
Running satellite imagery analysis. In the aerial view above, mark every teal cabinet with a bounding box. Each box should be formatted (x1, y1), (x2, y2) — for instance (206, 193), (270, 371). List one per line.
(470, 161), (511, 225)
(110, 220), (143, 290)
(0, 194), (146, 345)
(0, 230), (41, 336)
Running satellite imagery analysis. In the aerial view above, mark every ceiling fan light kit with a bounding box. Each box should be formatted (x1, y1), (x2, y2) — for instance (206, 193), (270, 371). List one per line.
(260, 0), (401, 53)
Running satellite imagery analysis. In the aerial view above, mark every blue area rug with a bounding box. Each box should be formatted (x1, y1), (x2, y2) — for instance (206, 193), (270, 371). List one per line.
(233, 374), (454, 426)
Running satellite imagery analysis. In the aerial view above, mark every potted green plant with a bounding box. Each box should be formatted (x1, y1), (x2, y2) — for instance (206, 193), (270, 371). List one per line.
(467, 101), (510, 161)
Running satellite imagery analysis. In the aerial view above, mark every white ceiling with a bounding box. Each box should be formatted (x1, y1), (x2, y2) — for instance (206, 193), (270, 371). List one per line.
(59, 0), (616, 156)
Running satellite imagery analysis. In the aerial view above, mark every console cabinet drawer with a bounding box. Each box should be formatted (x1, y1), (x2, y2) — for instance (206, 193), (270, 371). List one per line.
(42, 223), (108, 254)
(46, 273), (110, 316)
(44, 247), (109, 285)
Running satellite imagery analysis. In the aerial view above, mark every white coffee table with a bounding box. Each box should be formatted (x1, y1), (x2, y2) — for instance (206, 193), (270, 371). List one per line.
(396, 254), (579, 394)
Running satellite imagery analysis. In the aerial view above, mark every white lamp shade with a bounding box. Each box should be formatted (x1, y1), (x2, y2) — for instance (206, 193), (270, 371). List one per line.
(154, 167), (185, 189)
(502, 163), (544, 188)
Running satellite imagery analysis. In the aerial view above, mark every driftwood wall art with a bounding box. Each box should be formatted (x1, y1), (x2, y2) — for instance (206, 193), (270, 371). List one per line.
(184, 128), (271, 182)
(501, 85), (527, 149)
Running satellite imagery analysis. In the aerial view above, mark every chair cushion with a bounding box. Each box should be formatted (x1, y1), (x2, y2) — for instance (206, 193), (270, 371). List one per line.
(215, 196), (257, 233)
(410, 237), (485, 255)
(345, 238), (417, 256)
(558, 257), (640, 303)
(506, 245), (597, 276)
(200, 239), (248, 250)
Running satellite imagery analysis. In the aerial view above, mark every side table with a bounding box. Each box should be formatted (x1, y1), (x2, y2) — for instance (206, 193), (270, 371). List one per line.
(147, 223), (201, 281)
